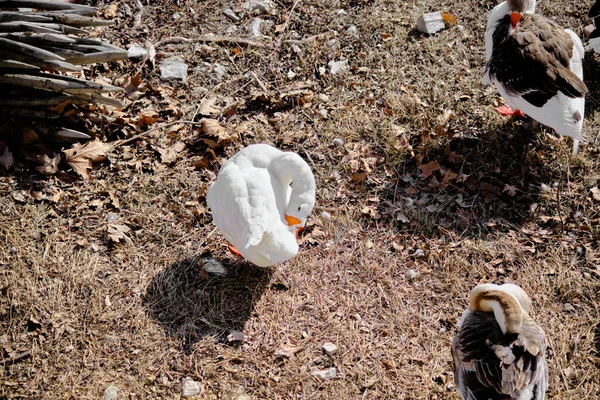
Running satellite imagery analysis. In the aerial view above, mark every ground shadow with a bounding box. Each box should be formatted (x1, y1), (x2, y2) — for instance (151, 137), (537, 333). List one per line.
(583, 53), (600, 118)
(142, 255), (273, 353)
(378, 116), (559, 238)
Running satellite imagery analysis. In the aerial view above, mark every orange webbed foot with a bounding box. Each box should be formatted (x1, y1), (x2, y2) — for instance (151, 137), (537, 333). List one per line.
(496, 106), (526, 118)
(228, 244), (243, 258)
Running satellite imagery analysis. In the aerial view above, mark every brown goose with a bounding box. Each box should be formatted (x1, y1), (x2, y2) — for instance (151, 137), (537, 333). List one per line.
(483, 0), (588, 155)
(451, 283), (548, 400)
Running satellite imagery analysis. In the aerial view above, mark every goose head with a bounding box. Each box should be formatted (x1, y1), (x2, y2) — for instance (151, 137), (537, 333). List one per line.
(469, 283), (529, 334)
(285, 191), (315, 227)
(507, 0), (535, 29)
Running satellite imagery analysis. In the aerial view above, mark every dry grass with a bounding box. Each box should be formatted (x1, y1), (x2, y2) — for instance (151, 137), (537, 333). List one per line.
(1, 0), (600, 399)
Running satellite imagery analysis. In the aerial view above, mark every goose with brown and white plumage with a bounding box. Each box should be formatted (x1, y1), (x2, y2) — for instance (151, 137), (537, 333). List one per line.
(451, 283), (548, 400)
(483, 0), (588, 156)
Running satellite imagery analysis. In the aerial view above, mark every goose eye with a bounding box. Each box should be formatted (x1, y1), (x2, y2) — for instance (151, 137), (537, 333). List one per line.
(297, 206), (301, 211)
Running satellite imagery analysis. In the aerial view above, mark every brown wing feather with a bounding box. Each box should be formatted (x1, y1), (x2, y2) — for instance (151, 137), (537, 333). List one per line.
(487, 14), (587, 107)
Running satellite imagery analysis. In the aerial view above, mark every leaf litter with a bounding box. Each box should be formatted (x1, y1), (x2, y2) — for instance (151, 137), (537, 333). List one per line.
(0, 0), (599, 399)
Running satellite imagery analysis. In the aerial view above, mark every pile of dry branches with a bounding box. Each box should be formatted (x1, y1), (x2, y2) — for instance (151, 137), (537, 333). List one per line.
(0, 0), (126, 142)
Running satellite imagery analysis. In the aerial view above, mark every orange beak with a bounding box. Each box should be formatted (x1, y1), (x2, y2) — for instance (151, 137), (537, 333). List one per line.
(510, 12), (521, 29)
(285, 214), (302, 226)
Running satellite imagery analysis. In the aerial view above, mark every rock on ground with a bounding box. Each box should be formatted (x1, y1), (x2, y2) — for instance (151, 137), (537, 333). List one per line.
(181, 377), (201, 397)
(159, 56), (188, 81)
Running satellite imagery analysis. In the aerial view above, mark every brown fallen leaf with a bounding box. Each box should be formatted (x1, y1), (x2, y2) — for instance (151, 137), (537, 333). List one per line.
(0, 143), (14, 170)
(275, 344), (305, 359)
(503, 184), (518, 197)
(351, 171), (367, 183)
(441, 12), (457, 27)
(418, 161), (440, 179)
(63, 141), (112, 180)
(198, 97), (221, 116)
(156, 141), (186, 164)
(123, 73), (146, 97)
(107, 223), (132, 244)
(201, 118), (236, 144)
(29, 153), (60, 175)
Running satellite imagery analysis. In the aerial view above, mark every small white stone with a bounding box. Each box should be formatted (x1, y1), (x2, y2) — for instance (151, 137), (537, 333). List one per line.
(328, 59), (349, 75)
(159, 56), (188, 81)
(181, 377), (201, 397)
(287, 70), (296, 79)
(223, 8), (241, 22)
(563, 303), (575, 312)
(416, 12), (446, 35)
(249, 18), (263, 37)
(243, 0), (275, 14)
(346, 25), (359, 38)
(332, 137), (345, 146)
(408, 269), (418, 279)
(213, 64), (228, 79)
(322, 342), (338, 355)
(321, 211), (332, 220)
(540, 183), (551, 192)
(10, 246), (17, 253)
(172, 12), (182, 20)
(127, 43), (147, 59)
(311, 367), (337, 379)
(104, 386), (119, 400)
(413, 249), (425, 258)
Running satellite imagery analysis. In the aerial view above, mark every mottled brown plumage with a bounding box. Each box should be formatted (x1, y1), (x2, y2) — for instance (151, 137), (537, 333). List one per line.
(487, 13), (587, 107)
(452, 284), (547, 400)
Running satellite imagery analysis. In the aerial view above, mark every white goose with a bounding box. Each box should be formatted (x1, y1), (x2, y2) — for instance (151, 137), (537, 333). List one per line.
(483, 0), (588, 155)
(207, 144), (316, 267)
(452, 283), (548, 400)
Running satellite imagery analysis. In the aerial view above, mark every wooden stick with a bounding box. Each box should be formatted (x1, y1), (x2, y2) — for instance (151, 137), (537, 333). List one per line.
(0, 59), (39, 69)
(0, 11), (52, 23)
(154, 35), (272, 49)
(51, 14), (114, 27)
(0, 36), (65, 61)
(65, 50), (127, 65)
(0, 0), (97, 13)
(0, 32), (76, 46)
(0, 21), (62, 34)
(0, 73), (121, 94)
(0, 50), (80, 72)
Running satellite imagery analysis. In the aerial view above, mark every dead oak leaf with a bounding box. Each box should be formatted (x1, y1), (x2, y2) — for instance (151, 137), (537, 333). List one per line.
(275, 344), (305, 359)
(28, 153), (60, 175)
(198, 97), (222, 116)
(0, 144), (14, 170)
(418, 161), (440, 179)
(201, 118), (236, 146)
(107, 223), (132, 244)
(156, 141), (186, 164)
(63, 141), (112, 180)
(503, 184), (518, 197)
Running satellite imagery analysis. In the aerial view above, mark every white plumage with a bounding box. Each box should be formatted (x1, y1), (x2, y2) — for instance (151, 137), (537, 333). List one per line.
(207, 144), (316, 267)
(483, 0), (587, 156)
